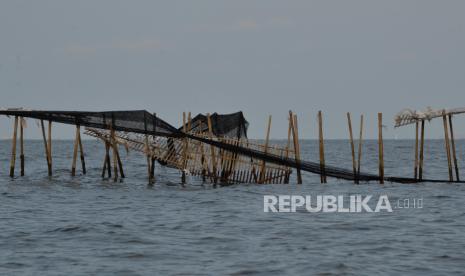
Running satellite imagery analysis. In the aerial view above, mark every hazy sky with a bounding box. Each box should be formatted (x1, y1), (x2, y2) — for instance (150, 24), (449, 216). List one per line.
(1, 0), (464, 139)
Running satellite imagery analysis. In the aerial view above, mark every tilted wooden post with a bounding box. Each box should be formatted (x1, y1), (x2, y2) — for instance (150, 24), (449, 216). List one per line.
(318, 111), (326, 183)
(442, 111), (453, 181)
(207, 114), (218, 184)
(289, 111), (302, 184)
(47, 120), (52, 176)
(20, 117), (25, 176)
(347, 112), (357, 183)
(414, 121), (419, 180)
(357, 114), (364, 182)
(40, 120), (52, 176)
(259, 115), (272, 184)
(71, 125), (80, 176)
(78, 130), (86, 174)
(143, 112), (152, 184)
(378, 113), (384, 184)
(419, 120), (425, 181)
(9, 116), (19, 177)
(448, 115), (459, 181)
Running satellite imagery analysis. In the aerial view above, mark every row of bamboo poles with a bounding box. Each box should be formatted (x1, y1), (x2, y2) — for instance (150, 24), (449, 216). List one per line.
(8, 110), (460, 184)
(412, 111), (460, 182)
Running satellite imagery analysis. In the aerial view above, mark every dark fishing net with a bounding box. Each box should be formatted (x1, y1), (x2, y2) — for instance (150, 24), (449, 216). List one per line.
(181, 112), (248, 138)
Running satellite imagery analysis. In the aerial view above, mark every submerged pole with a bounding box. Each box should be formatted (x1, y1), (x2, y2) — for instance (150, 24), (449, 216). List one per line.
(448, 115), (459, 181)
(9, 116), (19, 177)
(289, 111), (302, 184)
(419, 120), (425, 181)
(40, 120), (52, 176)
(318, 111), (326, 183)
(78, 130), (86, 174)
(442, 111), (453, 181)
(259, 115), (272, 184)
(357, 114), (364, 182)
(414, 121), (419, 180)
(207, 113), (218, 184)
(47, 120), (52, 176)
(20, 117), (25, 176)
(378, 113), (384, 184)
(347, 112), (357, 183)
(71, 125), (80, 176)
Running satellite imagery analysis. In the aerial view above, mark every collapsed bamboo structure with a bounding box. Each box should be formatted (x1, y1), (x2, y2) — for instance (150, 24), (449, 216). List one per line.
(0, 107), (463, 185)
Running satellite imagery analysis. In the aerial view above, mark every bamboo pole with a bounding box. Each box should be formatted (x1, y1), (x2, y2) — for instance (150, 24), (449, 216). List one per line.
(347, 112), (356, 183)
(448, 115), (459, 181)
(181, 112), (189, 184)
(47, 120), (52, 176)
(284, 116), (292, 184)
(111, 128), (118, 182)
(71, 125), (79, 176)
(78, 130), (86, 174)
(357, 115), (364, 182)
(9, 116), (19, 177)
(144, 113), (152, 184)
(442, 112), (453, 181)
(102, 141), (111, 178)
(20, 117), (25, 176)
(378, 113), (384, 184)
(40, 120), (51, 175)
(318, 111), (327, 183)
(207, 114), (217, 184)
(115, 144), (125, 178)
(414, 121), (419, 180)
(419, 120), (425, 181)
(289, 111), (302, 184)
(259, 115), (272, 184)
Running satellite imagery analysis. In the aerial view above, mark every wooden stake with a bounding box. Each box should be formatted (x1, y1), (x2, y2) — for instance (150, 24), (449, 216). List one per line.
(40, 120), (51, 176)
(289, 111), (302, 184)
(78, 130), (86, 174)
(259, 115), (272, 184)
(71, 125), (79, 176)
(181, 112), (188, 184)
(448, 115), (459, 181)
(378, 113), (384, 184)
(143, 113), (152, 184)
(9, 116), (19, 177)
(414, 121), (419, 180)
(47, 120), (52, 176)
(419, 120), (425, 181)
(357, 115), (364, 182)
(318, 111), (327, 183)
(207, 114), (217, 184)
(20, 117), (25, 176)
(111, 128), (118, 182)
(442, 112), (453, 181)
(347, 112), (356, 183)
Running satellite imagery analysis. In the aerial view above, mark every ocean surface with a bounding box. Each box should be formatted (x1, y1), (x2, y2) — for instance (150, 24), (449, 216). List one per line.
(1, 139), (465, 275)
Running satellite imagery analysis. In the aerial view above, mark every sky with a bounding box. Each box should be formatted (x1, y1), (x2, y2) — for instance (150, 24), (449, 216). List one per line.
(0, 0), (464, 139)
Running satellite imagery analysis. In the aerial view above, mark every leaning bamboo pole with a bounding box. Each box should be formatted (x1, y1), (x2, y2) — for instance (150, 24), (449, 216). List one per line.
(9, 116), (19, 177)
(20, 117), (25, 176)
(414, 121), (419, 180)
(347, 112), (356, 183)
(40, 120), (52, 176)
(207, 114), (218, 183)
(259, 115), (272, 183)
(318, 111), (326, 183)
(71, 125), (80, 176)
(442, 111), (453, 181)
(356, 114), (364, 182)
(448, 115), (459, 181)
(378, 113), (384, 184)
(47, 120), (52, 176)
(419, 120), (425, 181)
(289, 111), (302, 184)
(78, 130), (86, 175)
